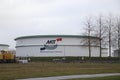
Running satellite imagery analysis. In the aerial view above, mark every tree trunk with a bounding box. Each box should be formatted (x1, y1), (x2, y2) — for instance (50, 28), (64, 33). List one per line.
(99, 16), (102, 57)
(109, 29), (111, 57)
(88, 36), (91, 57)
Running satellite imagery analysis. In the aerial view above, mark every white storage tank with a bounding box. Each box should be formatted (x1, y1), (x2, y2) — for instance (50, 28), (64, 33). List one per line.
(15, 35), (108, 57)
(0, 44), (9, 51)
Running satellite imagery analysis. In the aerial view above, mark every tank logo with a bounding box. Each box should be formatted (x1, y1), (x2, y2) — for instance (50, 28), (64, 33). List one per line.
(40, 38), (62, 50)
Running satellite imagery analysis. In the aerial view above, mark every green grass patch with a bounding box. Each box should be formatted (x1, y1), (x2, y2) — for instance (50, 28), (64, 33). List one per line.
(0, 62), (120, 80)
(67, 75), (120, 80)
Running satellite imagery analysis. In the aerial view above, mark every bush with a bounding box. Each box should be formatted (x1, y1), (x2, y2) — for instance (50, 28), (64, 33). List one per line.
(30, 56), (120, 63)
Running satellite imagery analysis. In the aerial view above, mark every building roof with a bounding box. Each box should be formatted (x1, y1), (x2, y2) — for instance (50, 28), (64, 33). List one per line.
(0, 44), (9, 47)
(15, 35), (100, 40)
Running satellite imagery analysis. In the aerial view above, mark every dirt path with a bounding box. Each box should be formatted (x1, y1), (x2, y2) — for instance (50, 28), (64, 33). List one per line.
(17, 73), (120, 80)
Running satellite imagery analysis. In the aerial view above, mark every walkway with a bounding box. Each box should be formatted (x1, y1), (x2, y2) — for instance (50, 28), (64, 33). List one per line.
(17, 73), (120, 80)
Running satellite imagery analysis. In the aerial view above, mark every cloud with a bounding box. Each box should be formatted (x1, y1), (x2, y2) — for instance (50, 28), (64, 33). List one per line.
(0, 0), (119, 49)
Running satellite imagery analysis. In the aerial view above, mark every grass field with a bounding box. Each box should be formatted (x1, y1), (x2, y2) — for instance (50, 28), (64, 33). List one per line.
(0, 62), (120, 80)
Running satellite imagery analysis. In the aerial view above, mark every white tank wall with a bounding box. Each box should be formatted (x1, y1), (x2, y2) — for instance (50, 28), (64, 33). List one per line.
(15, 36), (108, 57)
(16, 46), (101, 57)
(0, 45), (9, 51)
(16, 46), (64, 57)
(16, 37), (98, 46)
(101, 48), (108, 57)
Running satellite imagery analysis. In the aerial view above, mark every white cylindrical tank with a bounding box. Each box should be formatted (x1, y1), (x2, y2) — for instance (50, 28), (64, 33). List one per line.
(0, 44), (9, 51)
(15, 35), (108, 57)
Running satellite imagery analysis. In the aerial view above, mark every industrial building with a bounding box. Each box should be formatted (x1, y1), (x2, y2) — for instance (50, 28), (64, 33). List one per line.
(15, 35), (108, 57)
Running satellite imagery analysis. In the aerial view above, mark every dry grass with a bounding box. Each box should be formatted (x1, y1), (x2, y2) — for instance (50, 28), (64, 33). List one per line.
(0, 62), (120, 80)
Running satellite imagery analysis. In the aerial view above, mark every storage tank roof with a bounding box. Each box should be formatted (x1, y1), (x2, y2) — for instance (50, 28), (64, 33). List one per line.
(15, 35), (100, 40)
(0, 44), (9, 47)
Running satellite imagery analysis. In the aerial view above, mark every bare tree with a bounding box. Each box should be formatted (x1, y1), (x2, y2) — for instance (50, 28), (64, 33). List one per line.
(117, 17), (120, 56)
(99, 16), (102, 57)
(105, 15), (115, 57)
(95, 15), (102, 57)
(112, 17), (120, 49)
(116, 17), (120, 49)
(82, 17), (94, 57)
(82, 14), (120, 57)
(94, 15), (108, 57)
(95, 15), (120, 57)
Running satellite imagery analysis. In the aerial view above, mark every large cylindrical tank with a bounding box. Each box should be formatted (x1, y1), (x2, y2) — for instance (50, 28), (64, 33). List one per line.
(15, 35), (108, 57)
(0, 44), (9, 51)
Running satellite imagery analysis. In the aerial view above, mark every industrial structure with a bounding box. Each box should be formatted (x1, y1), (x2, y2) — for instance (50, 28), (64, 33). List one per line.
(0, 50), (16, 63)
(0, 44), (16, 63)
(15, 35), (108, 57)
(0, 44), (9, 51)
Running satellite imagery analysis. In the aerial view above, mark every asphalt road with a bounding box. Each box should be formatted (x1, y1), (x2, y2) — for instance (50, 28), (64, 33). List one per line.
(17, 73), (120, 80)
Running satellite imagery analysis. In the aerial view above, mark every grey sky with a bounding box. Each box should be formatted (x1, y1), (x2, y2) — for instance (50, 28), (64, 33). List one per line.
(0, 0), (120, 49)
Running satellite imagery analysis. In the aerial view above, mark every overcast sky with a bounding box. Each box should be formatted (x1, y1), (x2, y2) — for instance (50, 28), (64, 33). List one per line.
(0, 0), (120, 49)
